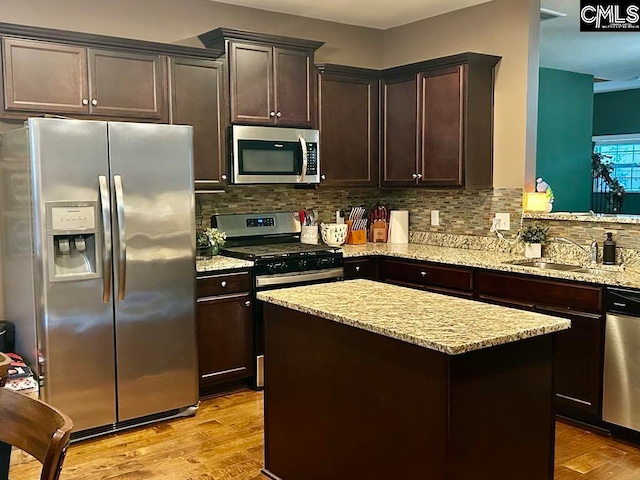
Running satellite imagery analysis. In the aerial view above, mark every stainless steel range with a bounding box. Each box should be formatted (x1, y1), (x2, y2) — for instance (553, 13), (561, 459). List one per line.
(213, 212), (344, 387)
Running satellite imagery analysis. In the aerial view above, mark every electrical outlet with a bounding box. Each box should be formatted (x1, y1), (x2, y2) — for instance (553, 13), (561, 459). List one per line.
(431, 210), (440, 226)
(494, 213), (511, 231)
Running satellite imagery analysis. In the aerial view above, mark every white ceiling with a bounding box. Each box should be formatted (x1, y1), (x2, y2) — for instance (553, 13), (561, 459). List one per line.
(209, 0), (493, 29)
(540, 0), (640, 89)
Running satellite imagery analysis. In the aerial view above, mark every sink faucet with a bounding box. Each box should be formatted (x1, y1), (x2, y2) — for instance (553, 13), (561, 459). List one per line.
(554, 237), (598, 263)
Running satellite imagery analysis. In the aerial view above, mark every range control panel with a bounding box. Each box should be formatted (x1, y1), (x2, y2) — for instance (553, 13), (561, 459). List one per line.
(246, 217), (276, 228)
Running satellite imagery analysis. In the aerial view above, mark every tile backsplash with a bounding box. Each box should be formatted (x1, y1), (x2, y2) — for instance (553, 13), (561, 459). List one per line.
(196, 185), (524, 235)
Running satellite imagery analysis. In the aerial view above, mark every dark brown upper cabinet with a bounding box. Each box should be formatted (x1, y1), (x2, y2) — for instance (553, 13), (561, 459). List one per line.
(381, 53), (500, 188)
(169, 57), (227, 189)
(2, 37), (166, 119)
(199, 28), (323, 128)
(316, 64), (379, 187)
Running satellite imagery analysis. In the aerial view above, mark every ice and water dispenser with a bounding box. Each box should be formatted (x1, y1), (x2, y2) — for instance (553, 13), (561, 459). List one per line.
(46, 202), (101, 282)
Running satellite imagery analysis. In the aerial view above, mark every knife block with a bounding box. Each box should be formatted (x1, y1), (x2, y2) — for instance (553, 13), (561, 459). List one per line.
(370, 220), (388, 243)
(345, 220), (366, 245)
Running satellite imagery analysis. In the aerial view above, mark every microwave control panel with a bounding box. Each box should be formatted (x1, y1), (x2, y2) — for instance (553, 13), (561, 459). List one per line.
(306, 143), (318, 175)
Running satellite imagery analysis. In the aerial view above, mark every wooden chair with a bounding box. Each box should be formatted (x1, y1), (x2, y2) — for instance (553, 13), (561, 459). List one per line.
(0, 382), (73, 480)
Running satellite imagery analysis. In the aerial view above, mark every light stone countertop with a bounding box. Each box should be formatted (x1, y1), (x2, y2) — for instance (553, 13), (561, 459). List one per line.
(196, 256), (253, 273)
(257, 279), (571, 355)
(340, 243), (640, 289)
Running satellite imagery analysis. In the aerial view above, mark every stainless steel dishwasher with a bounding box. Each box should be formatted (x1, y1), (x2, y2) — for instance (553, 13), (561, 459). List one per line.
(603, 287), (640, 432)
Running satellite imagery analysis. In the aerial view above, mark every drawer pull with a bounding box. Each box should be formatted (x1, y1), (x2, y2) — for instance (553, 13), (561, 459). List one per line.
(355, 266), (361, 272)
(221, 281), (227, 287)
(420, 271), (427, 277)
(245, 300), (251, 307)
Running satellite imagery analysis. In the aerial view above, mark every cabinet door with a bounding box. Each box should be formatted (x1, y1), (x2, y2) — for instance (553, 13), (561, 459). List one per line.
(344, 257), (378, 280)
(419, 66), (464, 186)
(196, 292), (253, 386)
(380, 75), (419, 187)
(2, 38), (89, 114)
(539, 307), (603, 419)
(274, 48), (314, 127)
(318, 71), (378, 186)
(170, 57), (226, 188)
(229, 42), (274, 124)
(88, 48), (165, 118)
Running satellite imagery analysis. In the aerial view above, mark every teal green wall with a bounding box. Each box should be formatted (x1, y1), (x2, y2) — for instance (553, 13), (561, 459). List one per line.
(593, 89), (640, 135)
(536, 68), (593, 212)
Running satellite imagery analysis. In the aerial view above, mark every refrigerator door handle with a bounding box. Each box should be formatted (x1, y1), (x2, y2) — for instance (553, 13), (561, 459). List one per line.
(114, 175), (127, 301)
(98, 175), (112, 303)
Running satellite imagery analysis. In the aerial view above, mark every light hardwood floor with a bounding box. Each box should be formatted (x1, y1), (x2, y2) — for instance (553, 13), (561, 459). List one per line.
(9, 389), (640, 479)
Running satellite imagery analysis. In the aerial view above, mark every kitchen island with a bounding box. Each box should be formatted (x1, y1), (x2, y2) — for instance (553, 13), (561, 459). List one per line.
(257, 280), (571, 480)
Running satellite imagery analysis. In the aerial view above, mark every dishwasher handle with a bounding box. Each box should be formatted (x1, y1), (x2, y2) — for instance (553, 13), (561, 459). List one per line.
(607, 288), (640, 315)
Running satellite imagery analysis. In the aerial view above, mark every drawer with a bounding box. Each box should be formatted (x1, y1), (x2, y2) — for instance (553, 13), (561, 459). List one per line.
(344, 257), (377, 280)
(383, 259), (473, 293)
(475, 271), (603, 313)
(197, 270), (251, 298)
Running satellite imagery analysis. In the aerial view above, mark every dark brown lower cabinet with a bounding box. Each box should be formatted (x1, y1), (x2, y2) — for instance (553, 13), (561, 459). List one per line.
(196, 272), (253, 395)
(344, 257), (379, 280)
(381, 258), (473, 298)
(476, 270), (604, 422)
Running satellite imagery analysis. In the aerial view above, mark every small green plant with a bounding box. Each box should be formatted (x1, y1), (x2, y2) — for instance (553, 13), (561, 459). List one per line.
(196, 228), (226, 256)
(519, 222), (549, 244)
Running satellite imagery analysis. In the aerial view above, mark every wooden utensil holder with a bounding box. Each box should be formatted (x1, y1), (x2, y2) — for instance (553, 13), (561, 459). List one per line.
(346, 220), (367, 245)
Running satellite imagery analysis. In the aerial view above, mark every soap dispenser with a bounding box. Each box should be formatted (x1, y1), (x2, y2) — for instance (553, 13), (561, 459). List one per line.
(603, 232), (616, 265)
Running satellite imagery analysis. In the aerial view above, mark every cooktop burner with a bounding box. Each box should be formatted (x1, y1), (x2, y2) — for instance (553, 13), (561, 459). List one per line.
(221, 242), (338, 260)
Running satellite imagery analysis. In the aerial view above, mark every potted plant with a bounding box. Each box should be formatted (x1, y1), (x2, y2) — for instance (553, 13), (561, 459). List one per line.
(196, 227), (226, 259)
(519, 222), (549, 258)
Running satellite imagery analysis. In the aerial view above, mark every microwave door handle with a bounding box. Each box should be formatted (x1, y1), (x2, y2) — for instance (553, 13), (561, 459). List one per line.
(299, 136), (308, 182)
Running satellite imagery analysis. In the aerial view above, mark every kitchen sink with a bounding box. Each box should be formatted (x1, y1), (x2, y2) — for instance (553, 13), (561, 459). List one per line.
(507, 260), (610, 275)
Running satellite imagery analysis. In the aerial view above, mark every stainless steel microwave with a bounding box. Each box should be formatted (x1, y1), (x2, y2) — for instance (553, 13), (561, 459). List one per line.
(230, 125), (320, 185)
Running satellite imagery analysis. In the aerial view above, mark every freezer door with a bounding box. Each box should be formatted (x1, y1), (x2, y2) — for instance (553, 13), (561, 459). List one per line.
(108, 122), (197, 422)
(29, 118), (117, 431)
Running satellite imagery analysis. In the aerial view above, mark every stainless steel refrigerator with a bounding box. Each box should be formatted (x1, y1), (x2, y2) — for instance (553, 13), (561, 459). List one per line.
(0, 118), (198, 436)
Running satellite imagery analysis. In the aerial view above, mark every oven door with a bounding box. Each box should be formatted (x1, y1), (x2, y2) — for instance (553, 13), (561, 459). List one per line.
(253, 267), (344, 388)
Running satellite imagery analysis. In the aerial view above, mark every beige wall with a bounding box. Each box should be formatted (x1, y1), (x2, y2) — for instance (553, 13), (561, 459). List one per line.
(383, 0), (540, 188)
(0, 0), (384, 68)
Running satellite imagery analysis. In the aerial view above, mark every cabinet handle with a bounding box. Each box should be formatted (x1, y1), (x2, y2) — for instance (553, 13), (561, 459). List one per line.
(420, 271), (427, 277)
(417, 173), (423, 179)
(221, 281), (227, 287)
(276, 111), (282, 118)
(355, 266), (361, 272)
(82, 98), (89, 105)
(91, 99), (98, 106)
(321, 174), (326, 181)
(269, 111), (276, 117)
(412, 173), (418, 179)
(245, 300), (251, 307)
(221, 174), (227, 181)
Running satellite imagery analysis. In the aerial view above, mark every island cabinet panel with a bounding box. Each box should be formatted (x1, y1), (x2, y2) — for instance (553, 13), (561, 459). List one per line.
(475, 270), (604, 421)
(87, 48), (165, 119)
(263, 303), (556, 480)
(343, 256), (379, 280)
(2, 37), (88, 114)
(169, 57), (227, 188)
(381, 258), (473, 297)
(196, 271), (253, 394)
(317, 65), (379, 187)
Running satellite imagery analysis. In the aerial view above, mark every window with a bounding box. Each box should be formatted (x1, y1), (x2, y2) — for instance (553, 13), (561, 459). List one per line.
(593, 134), (640, 193)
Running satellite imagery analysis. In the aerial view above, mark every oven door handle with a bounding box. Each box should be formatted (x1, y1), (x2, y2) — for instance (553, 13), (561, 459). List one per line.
(256, 268), (343, 288)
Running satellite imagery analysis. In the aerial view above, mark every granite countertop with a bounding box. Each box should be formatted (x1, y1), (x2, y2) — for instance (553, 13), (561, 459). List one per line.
(340, 243), (640, 289)
(196, 256), (253, 273)
(524, 212), (640, 224)
(257, 279), (571, 355)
